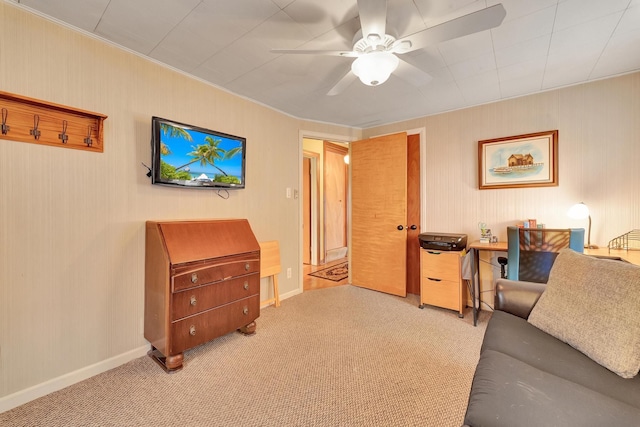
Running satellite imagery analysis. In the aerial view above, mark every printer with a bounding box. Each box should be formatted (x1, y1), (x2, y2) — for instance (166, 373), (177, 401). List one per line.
(419, 232), (467, 251)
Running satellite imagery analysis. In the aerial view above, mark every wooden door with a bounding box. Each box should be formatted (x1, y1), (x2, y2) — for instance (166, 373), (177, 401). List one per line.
(351, 132), (408, 297)
(303, 157), (311, 264)
(324, 142), (348, 261)
(406, 134), (421, 295)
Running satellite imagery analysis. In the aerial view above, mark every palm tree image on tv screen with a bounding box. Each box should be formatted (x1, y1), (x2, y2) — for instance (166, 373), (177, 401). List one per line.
(158, 122), (244, 188)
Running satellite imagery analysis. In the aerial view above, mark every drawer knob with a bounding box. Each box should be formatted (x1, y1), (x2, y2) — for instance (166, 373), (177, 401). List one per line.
(243, 281), (249, 290)
(190, 295), (197, 306)
(243, 307), (249, 315)
(244, 263), (250, 271)
(191, 273), (198, 284)
(189, 325), (196, 336)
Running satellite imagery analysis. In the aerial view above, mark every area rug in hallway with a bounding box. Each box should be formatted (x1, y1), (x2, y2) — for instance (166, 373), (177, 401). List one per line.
(308, 262), (348, 281)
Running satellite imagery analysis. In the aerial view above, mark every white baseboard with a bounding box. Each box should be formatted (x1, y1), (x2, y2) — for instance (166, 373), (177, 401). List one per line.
(281, 288), (302, 301)
(260, 287), (302, 308)
(0, 344), (151, 414)
(325, 247), (347, 262)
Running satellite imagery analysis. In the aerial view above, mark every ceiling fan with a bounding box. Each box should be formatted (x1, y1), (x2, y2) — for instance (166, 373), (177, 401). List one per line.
(272, 0), (506, 95)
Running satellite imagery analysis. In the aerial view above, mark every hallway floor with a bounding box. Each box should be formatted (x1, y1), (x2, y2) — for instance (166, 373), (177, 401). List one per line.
(303, 257), (348, 291)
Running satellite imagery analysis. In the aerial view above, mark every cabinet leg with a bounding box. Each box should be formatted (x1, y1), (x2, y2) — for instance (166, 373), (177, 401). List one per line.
(238, 321), (257, 335)
(148, 347), (183, 373)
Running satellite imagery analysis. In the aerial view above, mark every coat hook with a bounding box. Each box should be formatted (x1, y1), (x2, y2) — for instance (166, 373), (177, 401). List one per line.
(84, 125), (93, 147)
(59, 120), (68, 144)
(30, 114), (41, 140)
(1, 108), (9, 135)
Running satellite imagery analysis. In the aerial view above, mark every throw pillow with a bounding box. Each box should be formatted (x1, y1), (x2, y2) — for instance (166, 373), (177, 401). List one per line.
(528, 248), (640, 378)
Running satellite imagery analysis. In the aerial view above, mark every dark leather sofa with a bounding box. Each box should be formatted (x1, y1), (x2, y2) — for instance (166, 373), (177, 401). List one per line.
(462, 278), (640, 427)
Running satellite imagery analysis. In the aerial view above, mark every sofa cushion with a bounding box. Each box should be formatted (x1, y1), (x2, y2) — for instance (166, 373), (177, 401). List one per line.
(527, 249), (640, 378)
(464, 349), (640, 427)
(483, 311), (640, 409)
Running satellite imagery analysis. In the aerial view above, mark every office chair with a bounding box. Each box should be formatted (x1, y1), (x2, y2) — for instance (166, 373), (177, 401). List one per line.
(503, 226), (585, 283)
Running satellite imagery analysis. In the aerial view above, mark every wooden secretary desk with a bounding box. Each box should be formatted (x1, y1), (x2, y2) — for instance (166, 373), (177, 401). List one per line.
(144, 219), (260, 372)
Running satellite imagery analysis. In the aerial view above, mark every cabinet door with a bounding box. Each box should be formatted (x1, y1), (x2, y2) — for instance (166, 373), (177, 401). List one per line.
(421, 279), (461, 311)
(421, 251), (461, 281)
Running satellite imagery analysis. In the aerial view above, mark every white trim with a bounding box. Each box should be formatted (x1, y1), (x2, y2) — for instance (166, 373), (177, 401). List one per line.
(0, 344), (150, 413)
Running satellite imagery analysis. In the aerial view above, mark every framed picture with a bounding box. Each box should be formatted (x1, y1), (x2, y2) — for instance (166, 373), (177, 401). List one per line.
(478, 130), (558, 190)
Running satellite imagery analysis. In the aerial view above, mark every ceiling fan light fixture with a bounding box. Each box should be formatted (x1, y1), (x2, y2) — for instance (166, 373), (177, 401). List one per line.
(351, 51), (399, 86)
(394, 40), (412, 52)
(366, 33), (382, 46)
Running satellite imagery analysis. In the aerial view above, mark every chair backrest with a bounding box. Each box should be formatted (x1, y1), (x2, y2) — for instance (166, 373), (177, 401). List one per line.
(506, 226), (584, 283)
(259, 240), (281, 278)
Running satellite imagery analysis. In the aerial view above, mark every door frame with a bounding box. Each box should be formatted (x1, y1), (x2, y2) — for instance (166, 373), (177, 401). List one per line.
(297, 127), (426, 295)
(303, 151), (320, 265)
(323, 141), (349, 263)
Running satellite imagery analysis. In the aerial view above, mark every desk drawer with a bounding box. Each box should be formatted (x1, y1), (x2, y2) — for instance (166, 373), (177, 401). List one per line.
(172, 273), (259, 321)
(421, 278), (460, 311)
(172, 257), (259, 292)
(421, 250), (461, 281)
(170, 295), (259, 355)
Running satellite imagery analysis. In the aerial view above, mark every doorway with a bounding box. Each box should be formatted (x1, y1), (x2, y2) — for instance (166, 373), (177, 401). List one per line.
(302, 138), (349, 267)
(300, 129), (424, 296)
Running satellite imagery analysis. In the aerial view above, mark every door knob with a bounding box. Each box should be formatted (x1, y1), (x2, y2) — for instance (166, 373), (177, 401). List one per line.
(398, 225), (417, 231)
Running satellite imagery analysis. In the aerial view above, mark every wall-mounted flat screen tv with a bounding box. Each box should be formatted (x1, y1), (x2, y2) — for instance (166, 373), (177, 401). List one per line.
(151, 116), (246, 189)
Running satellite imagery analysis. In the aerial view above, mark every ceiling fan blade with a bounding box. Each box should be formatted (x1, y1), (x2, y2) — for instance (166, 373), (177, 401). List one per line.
(327, 71), (358, 96)
(394, 59), (433, 87)
(357, 0), (387, 44)
(393, 3), (506, 53)
(271, 49), (358, 57)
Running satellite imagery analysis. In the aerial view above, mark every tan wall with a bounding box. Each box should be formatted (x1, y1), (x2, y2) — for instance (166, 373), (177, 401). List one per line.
(0, 3), (357, 403)
(364, 72), (640, 246)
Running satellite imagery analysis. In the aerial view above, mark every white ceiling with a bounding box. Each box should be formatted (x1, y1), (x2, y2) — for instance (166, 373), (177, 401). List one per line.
(9, 0), (640, 128)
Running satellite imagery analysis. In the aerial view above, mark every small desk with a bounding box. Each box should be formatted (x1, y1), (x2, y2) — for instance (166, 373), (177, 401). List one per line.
(582, 247), (640, 265)
(467, 241), (508, 326)
(467, 241), (640, 327)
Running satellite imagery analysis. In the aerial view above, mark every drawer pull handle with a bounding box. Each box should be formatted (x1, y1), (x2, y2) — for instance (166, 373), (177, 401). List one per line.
(243, 281), (249, 290)
(191, 273), (198, 284)
(190, 296), (197, 306)
(244, 263), (250, 271)
(243, 307), (249, 315)
(189, 325), (196, 336)
(427, 277), (442, 282)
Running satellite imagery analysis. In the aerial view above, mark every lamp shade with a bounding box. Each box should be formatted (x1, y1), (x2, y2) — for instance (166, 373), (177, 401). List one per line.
(567, 202), (590, 220)
(351, 52), (399, 86)
(567, 202), (598, 249)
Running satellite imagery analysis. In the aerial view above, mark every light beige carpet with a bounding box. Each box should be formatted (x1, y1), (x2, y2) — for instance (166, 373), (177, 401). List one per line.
(1, 285), (490, 427)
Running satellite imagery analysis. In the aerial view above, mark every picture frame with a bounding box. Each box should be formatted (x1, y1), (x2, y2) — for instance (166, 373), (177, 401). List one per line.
(478, 130), (558, 190)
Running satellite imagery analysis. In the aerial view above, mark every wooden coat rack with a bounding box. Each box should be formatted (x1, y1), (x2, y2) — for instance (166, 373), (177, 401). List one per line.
(0, 91), (107, 153)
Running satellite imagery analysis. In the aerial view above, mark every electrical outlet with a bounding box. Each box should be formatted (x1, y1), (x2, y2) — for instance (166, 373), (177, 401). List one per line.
(287, 267), (292, 279)
(286, 187), (292, 198)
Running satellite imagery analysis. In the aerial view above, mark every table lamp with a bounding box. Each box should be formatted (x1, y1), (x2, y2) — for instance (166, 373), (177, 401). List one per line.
(567, 202), (598, 249)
